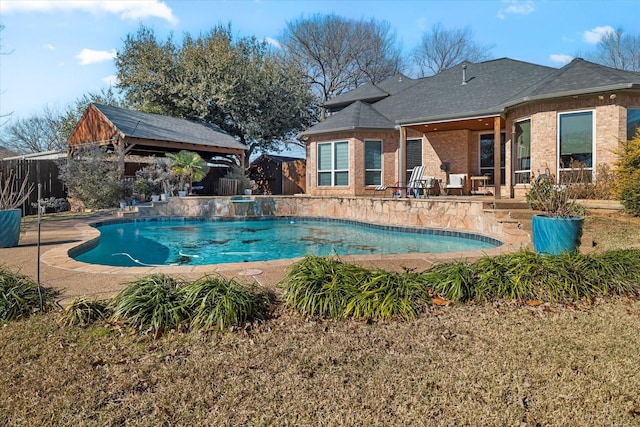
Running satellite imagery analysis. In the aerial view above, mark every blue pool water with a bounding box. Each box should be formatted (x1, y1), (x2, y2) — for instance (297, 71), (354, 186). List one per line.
(73, 218), (501, 267)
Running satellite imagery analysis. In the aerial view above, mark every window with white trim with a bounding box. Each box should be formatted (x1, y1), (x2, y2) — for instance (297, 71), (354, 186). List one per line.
(558, 110), (594, 182)
(364, 140), (382, 186)
(514, 119), (531, 184)
(317, 141), (349, 186)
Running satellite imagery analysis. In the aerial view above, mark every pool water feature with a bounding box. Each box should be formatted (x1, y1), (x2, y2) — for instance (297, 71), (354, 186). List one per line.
(73, 218), (502, 267)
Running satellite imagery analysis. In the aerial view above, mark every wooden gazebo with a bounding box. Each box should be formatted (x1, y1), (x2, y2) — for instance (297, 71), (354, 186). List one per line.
(67, 103), (247, 166)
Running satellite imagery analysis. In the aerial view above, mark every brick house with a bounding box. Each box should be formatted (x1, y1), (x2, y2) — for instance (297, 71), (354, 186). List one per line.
(299, 58), (640, 199)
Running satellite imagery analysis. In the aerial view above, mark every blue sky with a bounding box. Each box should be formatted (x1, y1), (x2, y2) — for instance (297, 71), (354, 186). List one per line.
(1, 0), (638, 122)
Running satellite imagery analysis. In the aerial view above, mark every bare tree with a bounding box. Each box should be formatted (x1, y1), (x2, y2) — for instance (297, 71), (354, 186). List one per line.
(588, 28), (639, 72)
(278, 14), (403, 104)
(0, 88), (123, 154)
(411, 23), (493, 77)
(0, 106), (63, 153)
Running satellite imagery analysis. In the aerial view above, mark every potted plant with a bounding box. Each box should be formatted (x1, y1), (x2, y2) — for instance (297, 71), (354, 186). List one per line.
(224, 164), (252, 195)
(165, 151), (208, 197)
(526, 166), (586, 255)
(134, 159), (168, 202)
(0, 170), (34, 248)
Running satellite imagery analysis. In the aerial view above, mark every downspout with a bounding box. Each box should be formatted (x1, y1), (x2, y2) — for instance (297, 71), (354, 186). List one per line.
(397, 125), (406, 193)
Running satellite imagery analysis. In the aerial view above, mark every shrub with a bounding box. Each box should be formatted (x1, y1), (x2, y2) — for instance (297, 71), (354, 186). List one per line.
(109, 274), (187, 336)
(31, 197), (71, 213)
(59, 297), (111, 327)
(0, 266), (56, 321)
(180, 275), (269, 331)
(613, 130), (640, 216)
(58, 145), (123, 209)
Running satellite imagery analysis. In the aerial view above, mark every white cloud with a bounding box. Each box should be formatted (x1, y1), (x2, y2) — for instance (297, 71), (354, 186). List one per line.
(550, 54), (573, 65)
(0, 0), (177, 24)
(76, 48), (117, 65)
(583, 26), (614, 44)
(102, 75), (119, 86)
(264, 37), (281, 49)
(44, 43), (55, 51)
(498, 0), (535, 19)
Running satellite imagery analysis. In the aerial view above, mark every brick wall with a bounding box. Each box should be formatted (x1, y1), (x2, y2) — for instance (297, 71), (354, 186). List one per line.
(306, 94), (638, 197)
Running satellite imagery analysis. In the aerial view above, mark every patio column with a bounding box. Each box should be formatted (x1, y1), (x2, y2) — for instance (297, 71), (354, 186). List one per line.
(493, 117), (501, 200)
(398, 126), (407, 190)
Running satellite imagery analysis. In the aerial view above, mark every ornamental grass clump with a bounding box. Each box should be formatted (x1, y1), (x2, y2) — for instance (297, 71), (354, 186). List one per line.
(0, 266), (56, 321)
(59, 297), (111, 327)
(280, 256), (366, 319)
(281, 256), (429, 321)
(109, 274), (187, 335)
(180, 275), (269, 331)
(423, 249), (640, 304)
(344, 269), (430, 320)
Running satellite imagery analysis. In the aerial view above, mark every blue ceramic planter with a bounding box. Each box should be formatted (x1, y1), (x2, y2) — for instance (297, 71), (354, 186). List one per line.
(532, 214), (584, 255)
(0, 209), (22, 248)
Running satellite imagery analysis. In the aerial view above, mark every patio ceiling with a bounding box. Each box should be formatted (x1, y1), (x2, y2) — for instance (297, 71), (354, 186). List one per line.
(405, 116), (504, 133)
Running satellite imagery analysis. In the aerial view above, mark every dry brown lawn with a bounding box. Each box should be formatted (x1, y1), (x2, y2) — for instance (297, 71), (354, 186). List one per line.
(1, 210), (640, 426)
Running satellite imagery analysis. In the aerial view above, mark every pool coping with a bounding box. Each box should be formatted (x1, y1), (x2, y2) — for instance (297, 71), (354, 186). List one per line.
(40, 215), (519, 275)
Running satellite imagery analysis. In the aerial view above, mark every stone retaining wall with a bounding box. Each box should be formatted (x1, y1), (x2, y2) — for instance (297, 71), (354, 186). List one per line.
(121, 196), (531, 250)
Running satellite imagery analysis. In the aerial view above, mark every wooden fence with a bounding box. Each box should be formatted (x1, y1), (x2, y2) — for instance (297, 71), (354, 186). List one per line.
(0, 159), (66, 216)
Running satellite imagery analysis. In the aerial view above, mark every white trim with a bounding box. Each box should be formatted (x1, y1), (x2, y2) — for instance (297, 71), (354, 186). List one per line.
(557, 109), (596, 181)
(317, 140), (350, 187)
(512, 117), (532, 185)
(364, 139), (383, 187)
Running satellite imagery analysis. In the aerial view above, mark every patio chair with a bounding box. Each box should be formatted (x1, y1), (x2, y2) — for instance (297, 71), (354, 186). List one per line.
(373, 165), (426, 197)
(405, 165), (427, 197)
(445, 173), (466, 195)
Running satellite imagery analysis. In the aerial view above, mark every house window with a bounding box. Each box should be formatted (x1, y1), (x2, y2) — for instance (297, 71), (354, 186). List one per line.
(406, 139), (422, 183)
(514, 119), (531, 185)
(317, 141), (349, 186)
(558, 110), (594, 182)
(628, 108), (640, 140)
(479, 133), (506, 185)
(364, 140), (382, 186)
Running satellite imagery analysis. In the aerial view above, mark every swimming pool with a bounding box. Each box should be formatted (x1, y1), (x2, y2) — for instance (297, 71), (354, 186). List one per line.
(72, 217), (502, 267)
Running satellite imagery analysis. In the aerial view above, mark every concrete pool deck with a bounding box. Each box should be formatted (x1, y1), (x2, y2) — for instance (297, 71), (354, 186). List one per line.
(0, 204), (524, 304)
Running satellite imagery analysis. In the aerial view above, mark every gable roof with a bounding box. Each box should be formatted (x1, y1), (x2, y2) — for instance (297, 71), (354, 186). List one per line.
(252, 154), (305, 164)
(379, 58), (555, 124)
(301, 58), (640, 136)
(92, 103), (247, 151)
(302, 101), (397, 136)
(323, 74), (418, 109)
(505, 58), (640, 104)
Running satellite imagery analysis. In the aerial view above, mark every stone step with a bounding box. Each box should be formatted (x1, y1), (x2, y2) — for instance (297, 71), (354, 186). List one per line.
(483, 200), (531, 210)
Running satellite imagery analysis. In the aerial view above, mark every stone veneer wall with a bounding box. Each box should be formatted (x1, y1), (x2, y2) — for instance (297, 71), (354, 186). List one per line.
(127, 196), (530, 249)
